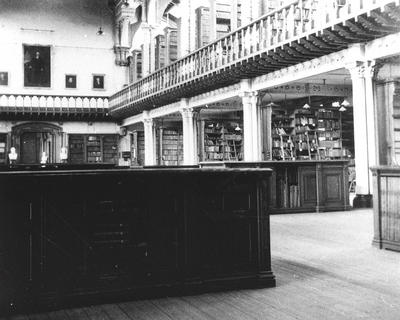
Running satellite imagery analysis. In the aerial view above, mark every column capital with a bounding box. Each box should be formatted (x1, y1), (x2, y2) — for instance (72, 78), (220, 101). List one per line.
(142, 111), (153, 125)
(240, 90), (263, 106)
(364, 60), (377, 80)
(346, 60), (376, 80)
(239, 90), (260, 100)
(346, 61), (366, 79)
(180, 107), (199, 119)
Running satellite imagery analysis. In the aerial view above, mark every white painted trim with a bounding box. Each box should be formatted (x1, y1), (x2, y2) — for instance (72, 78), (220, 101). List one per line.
(121, 113), (143, 126)
(365, 32), (400, 61)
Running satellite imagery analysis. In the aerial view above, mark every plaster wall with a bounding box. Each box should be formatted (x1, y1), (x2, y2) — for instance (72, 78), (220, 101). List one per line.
(0, 0), (127, 97)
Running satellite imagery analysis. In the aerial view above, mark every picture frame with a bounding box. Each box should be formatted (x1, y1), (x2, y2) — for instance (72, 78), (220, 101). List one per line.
(0, 72), (8, 86)
(23, 45), (51, 87)
(65, 74), (77, 89)
(92, 74), (105, 90)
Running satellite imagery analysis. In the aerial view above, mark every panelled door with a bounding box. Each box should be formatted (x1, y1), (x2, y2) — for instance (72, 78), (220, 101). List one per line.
(20, 132), (39, 164)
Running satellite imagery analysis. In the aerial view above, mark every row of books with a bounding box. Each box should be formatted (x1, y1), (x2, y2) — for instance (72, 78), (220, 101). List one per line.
(279, 182), (301, 208)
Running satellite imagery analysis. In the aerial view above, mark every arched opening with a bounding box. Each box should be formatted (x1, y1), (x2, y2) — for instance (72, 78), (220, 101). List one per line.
(11, 122), (63, 164)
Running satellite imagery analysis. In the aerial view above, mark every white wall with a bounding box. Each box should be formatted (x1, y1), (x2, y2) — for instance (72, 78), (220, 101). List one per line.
(0, 120), (119, 134)
(0, 0), (127, 97)
(62, 121), (119, 134)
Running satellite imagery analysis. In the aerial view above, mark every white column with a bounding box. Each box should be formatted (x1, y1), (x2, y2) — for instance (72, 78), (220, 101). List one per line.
(364, 60), (377, 193)
(209, 0), (217, 41)
(178, 1), (190, 57)
(143, 112), (156, 166)
(120, 18), (131, 47)
(241, 91), (262, 162)
(164, 27), (171, 66)
(348, 62), (373, 203)
(141, 24), (152, 76)
(130, 49), (141, 82)
(241, 0), (252, 26)
(189, 0), (197, 52)
(181, 99), (198, 165)
(231, 0), (238, 30)
(251, 0), (261, 20)
(149, 28), (156, 73)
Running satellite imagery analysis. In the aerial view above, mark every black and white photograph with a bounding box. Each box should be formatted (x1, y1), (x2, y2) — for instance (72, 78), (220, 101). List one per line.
(0, 71), (8, 85)
(92, 74), (104, 89)
(1, 0), (400, 319)
(23, 45), (51, 87)
(65, 74), (77, 88)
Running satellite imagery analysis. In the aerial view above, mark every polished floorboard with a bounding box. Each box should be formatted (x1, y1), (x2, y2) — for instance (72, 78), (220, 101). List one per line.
(5, 209), (400, 320)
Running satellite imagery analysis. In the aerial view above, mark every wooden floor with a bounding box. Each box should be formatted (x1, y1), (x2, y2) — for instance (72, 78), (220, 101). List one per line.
(5, 209), (400, 320)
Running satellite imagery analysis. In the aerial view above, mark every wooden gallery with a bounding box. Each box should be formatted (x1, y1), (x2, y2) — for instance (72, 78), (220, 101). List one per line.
(0, 0), (400, 315)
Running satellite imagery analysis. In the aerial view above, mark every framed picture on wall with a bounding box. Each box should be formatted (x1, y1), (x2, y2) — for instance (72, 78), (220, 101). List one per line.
(0, 72), (8, 86)
(23, 45), (51, 87)
(93, 74), (104, 90)
(65, 74), (77, 88)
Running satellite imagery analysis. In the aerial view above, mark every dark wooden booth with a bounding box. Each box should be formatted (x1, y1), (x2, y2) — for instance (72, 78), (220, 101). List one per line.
(0, 166), (275, 315)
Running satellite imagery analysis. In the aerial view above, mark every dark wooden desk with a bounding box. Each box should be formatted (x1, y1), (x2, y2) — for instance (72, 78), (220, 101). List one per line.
(0, 166), (275, 314)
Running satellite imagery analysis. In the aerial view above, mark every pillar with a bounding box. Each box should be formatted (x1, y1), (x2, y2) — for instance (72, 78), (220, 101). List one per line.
(262, 103), (273, 160)
(209, 0), (217, 41)
(120, 17), (131, 48)
(130, 49), (141, 82)
(347, 62), (374, 207)
(164, 27), (172, 66)
(364, 61), (377, 193)
(143, 112), (156, 166)
(180, 99), (198, 165)
(141, 24), (152, 77)
(241, 91), (262, 162)
(241, 0), (252, 26)
(177, 0), (190, 57)
(149, 28), (156, 73)
(231, 0), (238, 30)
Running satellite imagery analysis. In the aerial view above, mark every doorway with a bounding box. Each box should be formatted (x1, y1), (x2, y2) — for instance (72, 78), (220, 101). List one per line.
(12, 122), (62, 164)
(21, 132), (40, 164)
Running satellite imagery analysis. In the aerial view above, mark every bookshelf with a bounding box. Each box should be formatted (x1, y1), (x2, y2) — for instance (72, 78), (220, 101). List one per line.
(86, 135), (102, 163)
(68, 134), (118, 164)
(69, 135), (85, 164)
(271, 110), (294, 160)
(161, 128), (183, 166)
(0, 134), (7, 164)
(203, 122), (242, 161)
(271, 106), (351, 160)
(292, 109), (318, 160)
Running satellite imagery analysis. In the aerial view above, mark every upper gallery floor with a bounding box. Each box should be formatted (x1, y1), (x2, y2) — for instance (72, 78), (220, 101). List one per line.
(108, 0), (400, 118)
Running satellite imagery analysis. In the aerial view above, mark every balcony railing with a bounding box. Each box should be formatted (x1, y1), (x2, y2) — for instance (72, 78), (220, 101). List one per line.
(109, 0), (400, 118)
(0, 94), (110, 120)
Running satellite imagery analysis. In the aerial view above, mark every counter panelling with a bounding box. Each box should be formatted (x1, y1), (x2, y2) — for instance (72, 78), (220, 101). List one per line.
(208, 161), (350, 213)
(0, 166), (275, 314)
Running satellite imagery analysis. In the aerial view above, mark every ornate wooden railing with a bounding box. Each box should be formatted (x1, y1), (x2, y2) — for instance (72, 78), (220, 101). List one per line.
(0, 94), (110, 120)
(109, 0), (400, 118)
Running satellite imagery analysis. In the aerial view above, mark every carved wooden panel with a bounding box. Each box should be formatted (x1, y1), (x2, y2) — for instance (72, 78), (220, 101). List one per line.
(299, 167), (317, 208)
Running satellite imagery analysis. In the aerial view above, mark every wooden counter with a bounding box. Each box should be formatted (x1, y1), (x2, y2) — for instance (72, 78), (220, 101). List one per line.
(202, 160), (350, 213)
(371, 166), (400, 251)
(0, 166), (275, 314)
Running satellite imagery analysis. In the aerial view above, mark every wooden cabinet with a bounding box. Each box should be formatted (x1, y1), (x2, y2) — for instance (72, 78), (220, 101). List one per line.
(0, 167), (275, 314)
(213, 161), (350, 213)
(68, 134), (118, 164)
